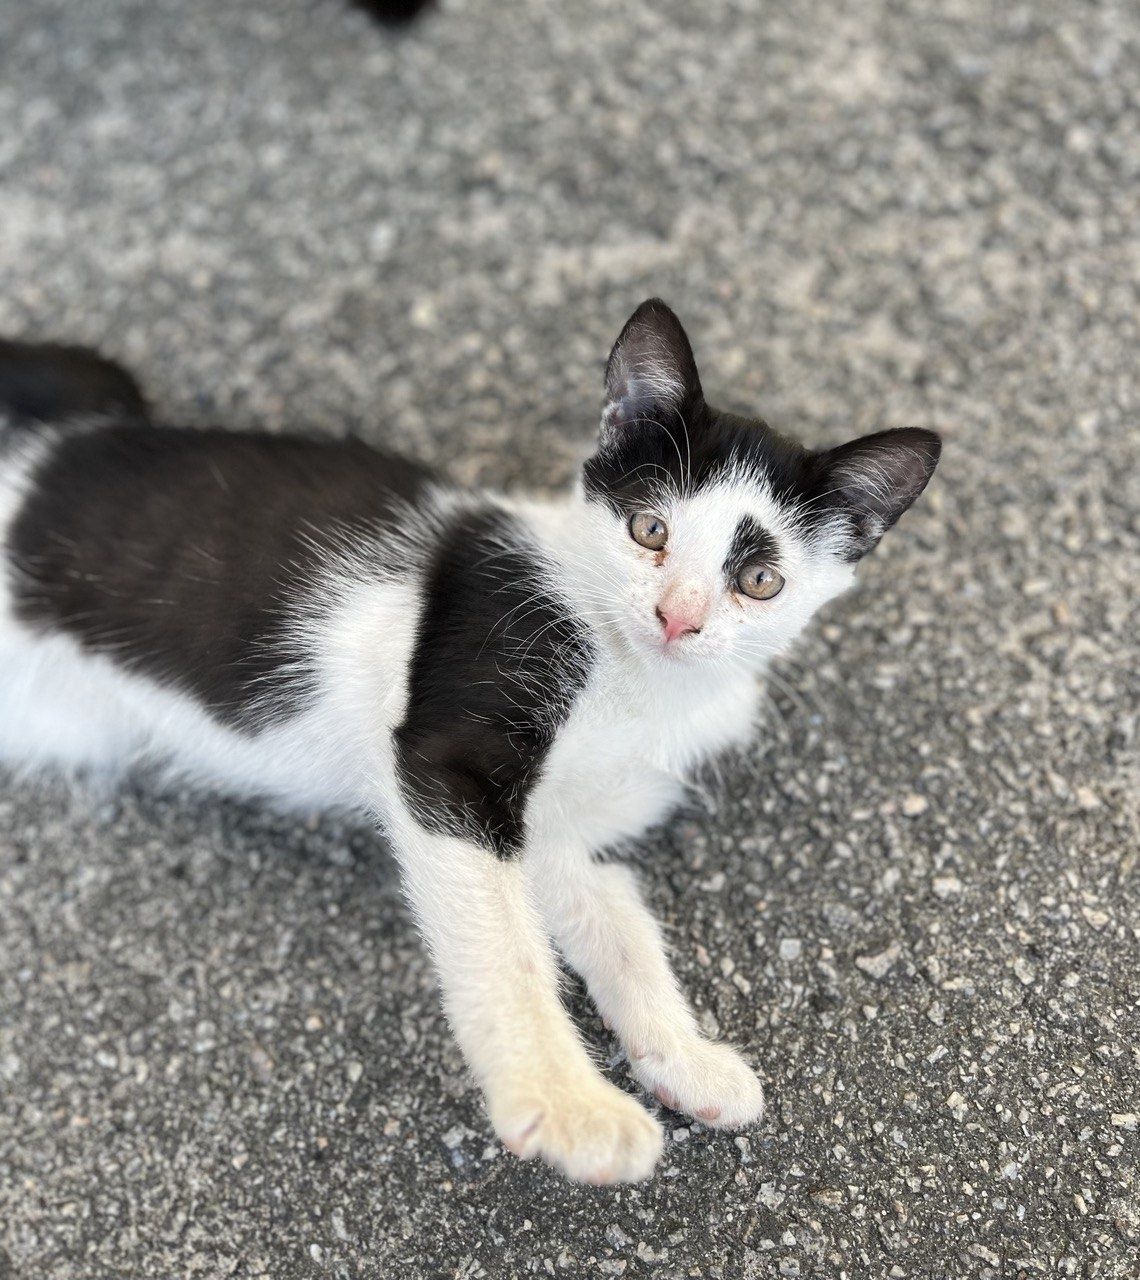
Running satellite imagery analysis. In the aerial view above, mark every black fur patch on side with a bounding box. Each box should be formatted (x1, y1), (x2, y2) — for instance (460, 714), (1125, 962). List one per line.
(0, 339), (148, 426)
(8, 423), (434, 726)
(395, 506), (592, 859)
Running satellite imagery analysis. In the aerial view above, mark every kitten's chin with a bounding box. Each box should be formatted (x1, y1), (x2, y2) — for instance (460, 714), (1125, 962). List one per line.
(614, 620), (670, 665)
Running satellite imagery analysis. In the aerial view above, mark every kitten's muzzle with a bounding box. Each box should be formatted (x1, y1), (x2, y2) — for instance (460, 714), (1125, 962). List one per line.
(655, 581), (710, 643)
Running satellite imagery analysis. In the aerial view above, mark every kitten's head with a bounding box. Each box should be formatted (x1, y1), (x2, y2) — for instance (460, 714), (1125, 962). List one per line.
(573, 299), (941, 670)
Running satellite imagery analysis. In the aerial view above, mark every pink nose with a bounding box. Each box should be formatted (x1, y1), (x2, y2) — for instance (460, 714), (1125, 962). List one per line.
(656, 605), (702, 643)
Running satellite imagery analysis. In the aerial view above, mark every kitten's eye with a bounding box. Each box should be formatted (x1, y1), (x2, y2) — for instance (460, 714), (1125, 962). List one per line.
(737, 563), (785, 600)
(630, 512), (669, 551)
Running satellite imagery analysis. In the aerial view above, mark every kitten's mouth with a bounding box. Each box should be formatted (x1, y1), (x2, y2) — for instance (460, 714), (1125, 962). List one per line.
(655, 638), (703, 663)
(621, 618), (704, 666)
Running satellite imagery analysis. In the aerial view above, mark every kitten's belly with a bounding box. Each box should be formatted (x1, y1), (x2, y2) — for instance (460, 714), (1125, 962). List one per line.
(0, 626), (352, 805)
(0, 575), (418, 811)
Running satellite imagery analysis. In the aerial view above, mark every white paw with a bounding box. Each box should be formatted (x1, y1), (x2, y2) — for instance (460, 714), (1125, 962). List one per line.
(490, 1076), (664, 1184)
(628, 1036), (765, 1129)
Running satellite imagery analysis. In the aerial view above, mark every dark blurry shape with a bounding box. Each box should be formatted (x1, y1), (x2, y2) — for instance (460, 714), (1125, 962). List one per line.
(0, 338), (148, 425)
(351, 0), (435, 24)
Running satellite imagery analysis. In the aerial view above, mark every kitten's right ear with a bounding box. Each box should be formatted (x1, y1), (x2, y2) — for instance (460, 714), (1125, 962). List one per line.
(601, 299), (703, 443)
(813, 427), (942, 559)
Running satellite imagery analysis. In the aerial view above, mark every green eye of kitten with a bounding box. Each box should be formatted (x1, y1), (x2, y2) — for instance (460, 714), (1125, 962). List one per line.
(737, 563), (785, 600)
(630, 512), (668, 551)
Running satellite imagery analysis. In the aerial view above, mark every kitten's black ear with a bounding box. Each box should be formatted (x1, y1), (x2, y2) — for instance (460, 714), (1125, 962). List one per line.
(601, 299), (703, 442)
(814, 427), (941, 559)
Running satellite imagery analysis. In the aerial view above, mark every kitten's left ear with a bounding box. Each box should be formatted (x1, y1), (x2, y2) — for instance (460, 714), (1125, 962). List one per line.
(814, 427), (942, 559)
(601, 299), (703, 442)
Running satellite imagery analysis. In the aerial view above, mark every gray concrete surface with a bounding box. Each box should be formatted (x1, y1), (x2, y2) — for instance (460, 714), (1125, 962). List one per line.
(1, 0), (1138, 1276)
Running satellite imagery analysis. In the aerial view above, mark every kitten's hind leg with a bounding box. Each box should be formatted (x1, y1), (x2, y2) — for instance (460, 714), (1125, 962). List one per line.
(530, 852), (765, 1130)
(392, 823), (663, 1183)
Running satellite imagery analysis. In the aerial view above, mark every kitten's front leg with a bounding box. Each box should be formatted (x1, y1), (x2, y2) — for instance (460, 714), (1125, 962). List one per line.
(529, 850), (764, 1129)
(392, 822), (663, 1183)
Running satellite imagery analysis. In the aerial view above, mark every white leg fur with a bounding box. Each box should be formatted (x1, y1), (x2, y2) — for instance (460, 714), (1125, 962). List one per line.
(528, 849), (764, 1129)
(391, 820), (663, 1183)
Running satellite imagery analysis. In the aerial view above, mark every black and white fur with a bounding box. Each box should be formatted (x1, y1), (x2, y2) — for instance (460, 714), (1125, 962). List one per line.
(0, 303), (940, 1183)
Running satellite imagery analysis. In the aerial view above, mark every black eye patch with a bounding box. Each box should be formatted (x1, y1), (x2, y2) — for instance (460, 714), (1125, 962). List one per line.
(724, 515), (780, 578)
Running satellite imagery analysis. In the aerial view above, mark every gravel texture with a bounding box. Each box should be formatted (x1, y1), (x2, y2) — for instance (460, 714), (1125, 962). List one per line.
(1, 1), (1138, 1277)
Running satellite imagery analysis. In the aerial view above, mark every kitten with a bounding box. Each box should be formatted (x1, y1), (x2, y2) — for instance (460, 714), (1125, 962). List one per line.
(0, 302), (940, 1183)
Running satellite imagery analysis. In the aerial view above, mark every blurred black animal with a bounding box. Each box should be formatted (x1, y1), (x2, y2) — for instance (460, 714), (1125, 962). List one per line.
(352, 0), (434, 23)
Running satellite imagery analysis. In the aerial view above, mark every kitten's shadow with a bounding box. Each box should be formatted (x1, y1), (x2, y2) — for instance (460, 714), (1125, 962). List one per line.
(1, 766), (403, 904)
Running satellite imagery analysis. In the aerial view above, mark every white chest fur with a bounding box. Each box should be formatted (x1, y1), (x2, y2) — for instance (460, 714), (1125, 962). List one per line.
(528, 650), (762, 852)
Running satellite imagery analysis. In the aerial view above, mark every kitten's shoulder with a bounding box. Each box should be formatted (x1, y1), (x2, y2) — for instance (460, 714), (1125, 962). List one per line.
(394, 497), (595, 855)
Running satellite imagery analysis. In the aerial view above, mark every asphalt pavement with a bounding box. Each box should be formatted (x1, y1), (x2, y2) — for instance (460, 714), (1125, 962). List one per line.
(1, 1), (1137, 1276)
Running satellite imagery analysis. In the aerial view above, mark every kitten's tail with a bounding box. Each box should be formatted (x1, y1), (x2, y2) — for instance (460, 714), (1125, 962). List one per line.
(0, 338), (148, 430)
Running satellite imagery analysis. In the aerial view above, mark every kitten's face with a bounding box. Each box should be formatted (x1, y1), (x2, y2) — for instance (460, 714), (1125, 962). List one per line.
(577, 469), (857, 669)
(575, 300), (941, 671)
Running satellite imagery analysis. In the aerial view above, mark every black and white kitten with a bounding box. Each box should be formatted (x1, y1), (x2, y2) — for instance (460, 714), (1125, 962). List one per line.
(0, 302), (940, 1183)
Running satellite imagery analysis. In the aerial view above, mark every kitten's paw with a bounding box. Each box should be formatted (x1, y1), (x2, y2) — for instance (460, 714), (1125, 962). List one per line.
(491, 1078), (663, 1183)
(629, 1037), (764, 1130)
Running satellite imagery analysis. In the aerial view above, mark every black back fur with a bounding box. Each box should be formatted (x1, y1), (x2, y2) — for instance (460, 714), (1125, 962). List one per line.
(9, 423), (432, 726)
